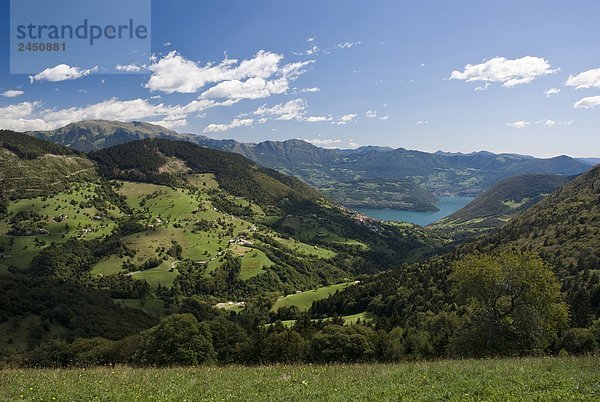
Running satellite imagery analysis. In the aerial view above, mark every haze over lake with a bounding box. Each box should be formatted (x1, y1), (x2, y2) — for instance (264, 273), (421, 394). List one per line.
(355, 196), (474, 226)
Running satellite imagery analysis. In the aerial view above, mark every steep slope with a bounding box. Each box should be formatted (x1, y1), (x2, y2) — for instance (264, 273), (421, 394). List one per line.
(0, 130), (97, 202)
(475, 165), (600, 273)
(432, 174), (573, 237)
(89, 138), (324, 210)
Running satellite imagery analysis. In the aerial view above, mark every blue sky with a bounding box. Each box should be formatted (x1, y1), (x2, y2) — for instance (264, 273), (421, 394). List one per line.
(1, 0), (599, 157)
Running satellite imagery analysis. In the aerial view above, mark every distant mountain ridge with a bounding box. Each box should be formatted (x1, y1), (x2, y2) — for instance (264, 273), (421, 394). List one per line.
(578, 158), (600, 166)
(24, 120), (592, 211)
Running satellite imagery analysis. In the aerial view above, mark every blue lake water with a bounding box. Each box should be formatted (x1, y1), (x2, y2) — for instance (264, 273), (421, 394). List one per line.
(355, 196), (475, 227)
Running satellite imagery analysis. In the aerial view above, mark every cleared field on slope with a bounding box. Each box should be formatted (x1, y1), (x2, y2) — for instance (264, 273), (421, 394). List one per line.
(1, 357), (598, 401)
(272, 282), (355, 312)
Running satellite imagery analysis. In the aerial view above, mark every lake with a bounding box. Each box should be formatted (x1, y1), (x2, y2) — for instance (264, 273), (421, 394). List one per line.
(355, 196), (475, 226)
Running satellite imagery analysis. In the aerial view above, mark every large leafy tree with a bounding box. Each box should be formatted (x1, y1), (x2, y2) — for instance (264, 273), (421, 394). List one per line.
(133, 314), (215, 365)
(450, 251), (568, 356)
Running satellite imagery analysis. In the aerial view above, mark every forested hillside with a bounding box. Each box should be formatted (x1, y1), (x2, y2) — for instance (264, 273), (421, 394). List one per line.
(0, 133), (445, 365)
(312, 166), (600, 357)
(432, 174), (573, 239)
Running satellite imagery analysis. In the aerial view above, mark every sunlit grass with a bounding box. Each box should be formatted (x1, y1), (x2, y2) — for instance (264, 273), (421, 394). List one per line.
(1, 357), (598, 401)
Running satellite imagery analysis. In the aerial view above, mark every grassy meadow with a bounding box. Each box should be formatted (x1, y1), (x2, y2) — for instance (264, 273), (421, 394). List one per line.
(271, 282), (355, 312)
(1, 357), (598, 401)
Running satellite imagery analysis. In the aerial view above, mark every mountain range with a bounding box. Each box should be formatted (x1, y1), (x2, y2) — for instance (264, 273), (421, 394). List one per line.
(25, 120), (592, 212)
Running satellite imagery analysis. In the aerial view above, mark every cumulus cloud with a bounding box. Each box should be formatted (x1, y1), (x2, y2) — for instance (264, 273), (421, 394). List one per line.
(201, 77), (289, 100)
(544, 88), (561, 97)
(29, 64), (98, 83)
(565, 68), (600, 89)
(2, 90), (24, 98)
(506, 120), (530, 128)
(146, 50), (312, 100)
(203, 118), (254, 133)
(379, 115), (389, 120)
(253, 99), (306, 121)
(0, 97), (234, 132)
(366, 110), (378, 118)
(574, 96), (600, 109)
(416, 120), (429, 125)
(450, 56), (558, 88)
(300, 87), (320, 93)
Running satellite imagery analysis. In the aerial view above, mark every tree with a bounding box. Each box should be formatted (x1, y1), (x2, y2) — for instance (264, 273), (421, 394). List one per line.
(133, 314), (215, 366)
(262, 328), (308, 363)
(450, 252), (568, 356)
(310, 324), (376, 362)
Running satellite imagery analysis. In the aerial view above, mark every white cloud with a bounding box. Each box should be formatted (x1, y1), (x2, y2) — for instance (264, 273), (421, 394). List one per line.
(348, 139), (360, 148)
(416, 120), (429, 125)
(450, 56), (558, 88)
(2, 90), (24, 98)
(203, 118), (254, 133)
(538, 119), (557, 127)
(253, 99), (306, 121)
(565, 68), (600, 89)
(29, 64), (98, 83)
(115, 64), (145, 72)
(574, 96), (600, 109)
(293, 45), (324, 56)
(337, 41), (362, 49)
(307, 37), (316, 42)
(146, 50), (312, 100)
(163, 42), (172, 47)
(201, 77), (290, 100)
(544, 88), (561, 97)
(535, 119), (574, 127)
(250, 98), (332, 123)
(305, 115), (332, 123)
(0, 97), (234, 132)
(366, 110), (378, 118)
(300, 87), (320, 93)
(379, 115), (389, 120)
(336, 114), (357, 125)
(507, 120), (530, 128)
(0, 101), (48, 131)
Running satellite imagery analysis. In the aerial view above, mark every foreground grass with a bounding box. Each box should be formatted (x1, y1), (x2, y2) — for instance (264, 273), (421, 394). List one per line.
(1, 357), (599, 401)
